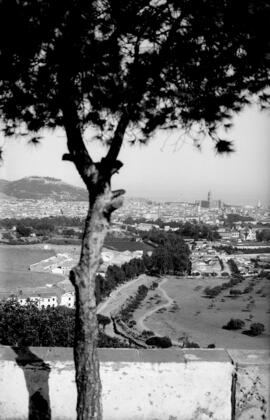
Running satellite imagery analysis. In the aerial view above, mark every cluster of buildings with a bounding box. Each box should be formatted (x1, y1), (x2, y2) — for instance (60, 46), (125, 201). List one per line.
(190, 240), (270, 277)
(115, 192), (270, 226)
(17, 289), (75, 309)
(0, 287), (75, 310)
(0, 198), (88, 219)
(0, 192), (269, 225)
(0, 190), (269, 310)
(29, 248), (145, 278)
(99, 249), (144, 276)
(0, 247), (146, 309)
(217, 226), (257, 242)
(30, 253), (75, 276)
(190, 241), (230, 277)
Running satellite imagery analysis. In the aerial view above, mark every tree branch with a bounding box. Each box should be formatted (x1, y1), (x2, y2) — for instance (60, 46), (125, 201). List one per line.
(62, 153), (74, 162)
(104, 12), (181, 168)
(103, 189), (126, 220)
(104, 19), (150, 167)
(58, 70), (97, 186)
(105, 112), (130, 164)
(61, 98), (100, 187)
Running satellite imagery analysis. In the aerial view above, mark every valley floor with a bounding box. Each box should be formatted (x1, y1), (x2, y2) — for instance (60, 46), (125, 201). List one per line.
(99, 274), (270, 349)
(133, 275), (270, 349)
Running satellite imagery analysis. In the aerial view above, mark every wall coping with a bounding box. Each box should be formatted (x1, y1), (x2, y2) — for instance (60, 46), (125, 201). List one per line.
(0, 345), (269, 365)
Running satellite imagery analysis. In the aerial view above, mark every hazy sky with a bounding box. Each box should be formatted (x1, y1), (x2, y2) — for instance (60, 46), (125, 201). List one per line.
(0, 106), (269, 205)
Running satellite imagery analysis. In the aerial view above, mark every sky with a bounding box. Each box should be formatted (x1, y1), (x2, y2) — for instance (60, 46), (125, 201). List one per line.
(0, 106), (269, 206)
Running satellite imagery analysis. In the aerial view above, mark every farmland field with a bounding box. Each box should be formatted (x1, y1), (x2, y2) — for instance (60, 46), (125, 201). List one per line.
(104, 239), (154, 253)
(0, 244), (63, 291)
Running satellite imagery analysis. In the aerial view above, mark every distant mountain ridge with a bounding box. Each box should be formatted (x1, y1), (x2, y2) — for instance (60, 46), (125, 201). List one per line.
(0, 176), (88, 201)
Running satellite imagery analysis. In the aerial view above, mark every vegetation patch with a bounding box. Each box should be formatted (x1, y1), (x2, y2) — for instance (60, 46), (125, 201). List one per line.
(242, 323), (265, 337)
(222, 318), (245, 330)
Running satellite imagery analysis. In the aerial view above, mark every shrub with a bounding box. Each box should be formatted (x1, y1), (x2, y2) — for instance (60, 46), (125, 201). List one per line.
(229, 289), (242, 296)
(207, 344), (216, 348)
(140, 330), (154, 338)
(222, 318), (245, 330)
(145, 336), (172, 348)
(183, 341), (200, 348)
(97, 314), (111, 330)
(204, 285), (222, 298)
(249, 323), (265, 336)
(228, 259), (240, 275)
(138, 285), (148, 295)
(243, 287), (252, 293)
(98, 332), (131, 348)
(218, 258), (224, 270)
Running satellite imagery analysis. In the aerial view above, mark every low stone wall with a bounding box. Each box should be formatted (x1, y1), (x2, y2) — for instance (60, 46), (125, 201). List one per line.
(228, 349), (270, 420)
(0, 346), (269, 420)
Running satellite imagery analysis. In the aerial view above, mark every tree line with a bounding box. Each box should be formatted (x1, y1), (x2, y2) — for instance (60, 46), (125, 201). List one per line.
(124, 218), (221, 241)
(204, 259), (243, 298)
(0, 300), (129, 348)
(0, 216), (84, 239)
(223, 214), (255, 226)
(0, 216), (84, 230)
(95, 232), (191, 304)
(256, 229), (270, 242)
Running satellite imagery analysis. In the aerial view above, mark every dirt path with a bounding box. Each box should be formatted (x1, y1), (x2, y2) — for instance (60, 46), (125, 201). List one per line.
(136, 278), (173, 331)
(97, 274), (152, 315)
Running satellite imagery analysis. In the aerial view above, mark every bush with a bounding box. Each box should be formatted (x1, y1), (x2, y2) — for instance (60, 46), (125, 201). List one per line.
(218, 257), (224, 270)
(229, 289), (242, 296)
(204, 285), (222, 298)
(207, 344), (216, 348)
(98, 332), (130, 348)
(145, 336), (172, 348)
(97, 314), (111, 330)
(222, 318), (245, 330)
(228, 259), (240, 275)
(140, 330), (155, 338)
(183, 341), (200, 348)
(249, 323), (265, 336)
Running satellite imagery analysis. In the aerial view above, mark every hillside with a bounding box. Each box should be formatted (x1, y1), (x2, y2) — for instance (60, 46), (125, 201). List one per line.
(0, 176), (88, 201)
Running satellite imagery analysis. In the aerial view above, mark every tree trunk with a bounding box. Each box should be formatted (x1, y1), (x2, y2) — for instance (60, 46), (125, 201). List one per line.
(70, 185), (115, 420)
(61, 92), (126, 419)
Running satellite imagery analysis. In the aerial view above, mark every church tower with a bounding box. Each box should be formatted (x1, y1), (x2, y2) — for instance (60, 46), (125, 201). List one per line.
(207, 190), (213, 208)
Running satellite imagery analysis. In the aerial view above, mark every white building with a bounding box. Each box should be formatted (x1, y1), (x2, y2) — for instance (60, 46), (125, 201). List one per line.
(60, 292), (75, 308)
(245, 228), (257, 241)
(18, 293), (58, 309)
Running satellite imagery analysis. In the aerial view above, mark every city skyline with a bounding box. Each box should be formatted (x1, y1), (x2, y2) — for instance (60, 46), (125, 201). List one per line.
(0, 105), (269, 206)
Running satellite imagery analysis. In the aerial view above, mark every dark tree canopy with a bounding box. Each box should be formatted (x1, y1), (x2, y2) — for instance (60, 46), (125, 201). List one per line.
(0, 0), (269, 157)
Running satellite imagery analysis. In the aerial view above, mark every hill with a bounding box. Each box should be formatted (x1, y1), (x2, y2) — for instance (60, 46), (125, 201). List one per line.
(0, 176), (88, 201)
